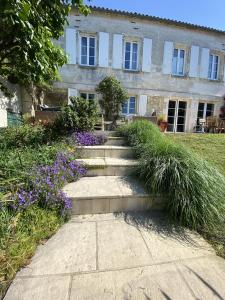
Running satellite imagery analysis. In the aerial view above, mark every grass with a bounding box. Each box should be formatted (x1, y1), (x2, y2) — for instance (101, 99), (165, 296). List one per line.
(170, 134), (225, 177)
(0, 206), (64, 298)
(169, 133), (225, 258)
(120, 121), (225, 258)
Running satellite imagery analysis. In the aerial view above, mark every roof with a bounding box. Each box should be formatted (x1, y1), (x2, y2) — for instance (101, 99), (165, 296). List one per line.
(88, 6), (225, 36)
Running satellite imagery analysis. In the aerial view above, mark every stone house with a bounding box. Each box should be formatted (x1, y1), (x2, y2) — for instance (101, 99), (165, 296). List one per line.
(3, 6), (225, 132)
(51, 6), (225, 133)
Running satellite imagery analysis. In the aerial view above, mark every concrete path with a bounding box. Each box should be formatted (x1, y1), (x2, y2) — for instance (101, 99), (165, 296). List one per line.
(4, 211), (225, 300)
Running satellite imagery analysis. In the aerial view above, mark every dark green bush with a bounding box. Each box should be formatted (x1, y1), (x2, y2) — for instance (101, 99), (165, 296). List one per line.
(55, 97), (98, 132)
(120, 120), (225, 230)
(0, 125), (49, 149)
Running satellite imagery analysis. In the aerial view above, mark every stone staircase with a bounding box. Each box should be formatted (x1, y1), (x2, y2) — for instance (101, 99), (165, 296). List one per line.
(63, 132), (164, 215)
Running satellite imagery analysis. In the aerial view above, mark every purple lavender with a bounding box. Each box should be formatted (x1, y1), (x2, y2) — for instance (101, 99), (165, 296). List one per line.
(73, 132), (107, 146)
(13, 151), (87, 215)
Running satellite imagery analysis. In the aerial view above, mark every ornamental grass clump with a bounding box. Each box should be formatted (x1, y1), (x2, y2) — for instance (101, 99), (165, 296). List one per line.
(120, 120), (225, 230)
(13, 152), (87, 215)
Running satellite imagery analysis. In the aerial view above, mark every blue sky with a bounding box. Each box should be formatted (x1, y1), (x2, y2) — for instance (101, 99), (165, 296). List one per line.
(86, 0), (225, 31)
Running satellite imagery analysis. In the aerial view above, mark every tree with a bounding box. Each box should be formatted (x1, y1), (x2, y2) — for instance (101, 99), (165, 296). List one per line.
(0, 0), (90, 97)
(96, 75), (128, 126)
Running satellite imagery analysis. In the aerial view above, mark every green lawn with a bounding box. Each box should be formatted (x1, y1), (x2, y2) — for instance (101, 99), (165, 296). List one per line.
(169, 134), (225, 177)
(169, 133), (225, 258)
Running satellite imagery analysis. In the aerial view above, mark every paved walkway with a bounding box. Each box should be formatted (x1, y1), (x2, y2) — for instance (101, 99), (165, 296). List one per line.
(5, 211), (225, 300)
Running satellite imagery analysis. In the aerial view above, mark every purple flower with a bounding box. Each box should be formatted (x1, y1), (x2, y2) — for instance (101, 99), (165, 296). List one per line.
(73, 131), (107, 146)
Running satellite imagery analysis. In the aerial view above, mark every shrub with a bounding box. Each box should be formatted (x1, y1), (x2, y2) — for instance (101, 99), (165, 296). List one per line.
(0, 125), (48, 149)
(96, 75), (128, 125)
(120, 120), (225, 230)
(73, 131), (107, 146)
(55, 97), (98, 132)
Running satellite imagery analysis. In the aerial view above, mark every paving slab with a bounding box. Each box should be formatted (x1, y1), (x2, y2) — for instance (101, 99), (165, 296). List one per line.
(4, 212), (225, 300)
(17, 221), (96, 276)
(4, 275), (71, 300)
(70, 263), (195, 300)
(97, 220), (153, 270)
(176, 256), (225, 299)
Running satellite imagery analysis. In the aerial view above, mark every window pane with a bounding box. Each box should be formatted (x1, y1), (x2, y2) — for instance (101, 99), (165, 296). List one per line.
(122, 101), (128, 114)
(178, 50), (185, 75)
(88, 94), (95, 100)
(81, 37), (87, 65)
(178, 101), (186, 109)
(169, 101), (176, 109)
(89, 37), (95, 66)
(213, 56), (218, 79)
(132, 43), (138, 70)
(208, 55), (213, 79)
(129, 97), (136, 114)
(80, 93), (87, 100)
(172, 49), (178, 74)
(125, 42), (131, 69)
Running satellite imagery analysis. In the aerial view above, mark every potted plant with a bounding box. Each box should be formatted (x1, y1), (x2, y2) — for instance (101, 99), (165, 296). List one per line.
(157, 114), (168, 132)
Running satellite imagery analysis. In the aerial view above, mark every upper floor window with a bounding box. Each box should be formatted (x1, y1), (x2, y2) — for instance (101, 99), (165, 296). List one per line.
(208, 54), (219, 80)
(172, 48), (185, 76)
(124, 42), (138, 70)
(80, 36), (96, 66)
(80, 92), (96, 101)
(122, 96), (136, 115)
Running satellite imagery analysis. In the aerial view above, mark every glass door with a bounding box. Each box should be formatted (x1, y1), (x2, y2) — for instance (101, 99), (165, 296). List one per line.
(167, 100), (187, 132)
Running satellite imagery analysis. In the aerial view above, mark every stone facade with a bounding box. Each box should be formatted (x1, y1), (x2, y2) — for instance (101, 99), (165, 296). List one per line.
(0, 81), (22, 127)
(14, 7), (225, 132)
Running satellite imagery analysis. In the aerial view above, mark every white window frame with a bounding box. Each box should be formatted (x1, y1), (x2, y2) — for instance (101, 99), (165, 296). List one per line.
(122, 96), (136, 115)
(172, 48), (186, 76)
(197, 102), (214, 121)
(208, 54), (219, 80)
(80, 35), (96, 67)
(123, 41), (139, 71)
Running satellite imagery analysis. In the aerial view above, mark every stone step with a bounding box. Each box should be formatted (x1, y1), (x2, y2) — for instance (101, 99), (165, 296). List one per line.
(105, 136), (127, 146)
(94, 130), (120, 137)
(77, 158), (137, 176)
(77, 145), (134, 159)
(63, 176), (165, 215)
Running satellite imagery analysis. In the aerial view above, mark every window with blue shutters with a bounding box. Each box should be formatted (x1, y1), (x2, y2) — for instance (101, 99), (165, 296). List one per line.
(208, 54), (219, 80)
(122, 97), (136, 114)
(172, 48), (185, 76)
(124, 42), (138, 70)
(80, 36), (96, 66)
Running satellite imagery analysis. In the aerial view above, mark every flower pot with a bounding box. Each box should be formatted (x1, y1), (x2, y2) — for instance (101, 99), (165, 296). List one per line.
(159, 121), (168, 132)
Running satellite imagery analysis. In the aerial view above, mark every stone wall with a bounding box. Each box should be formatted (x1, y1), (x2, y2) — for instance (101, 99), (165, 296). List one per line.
(0, 81), (21, 127)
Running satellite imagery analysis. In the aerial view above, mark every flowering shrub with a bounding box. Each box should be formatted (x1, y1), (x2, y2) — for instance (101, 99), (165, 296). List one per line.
(73, 131), (107, 146)
(13, 152), (86, 215)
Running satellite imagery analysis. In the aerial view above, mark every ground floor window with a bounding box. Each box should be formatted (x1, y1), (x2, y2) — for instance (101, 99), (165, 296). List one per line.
(167, 100), (187, 132)
(122, 96), (136, 115)
(197, 102), (214, 124)
(80, 92), (96, 101)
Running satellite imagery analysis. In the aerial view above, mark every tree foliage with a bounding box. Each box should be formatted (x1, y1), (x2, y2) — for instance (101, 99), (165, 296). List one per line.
(0, 0), (90, 96)
(96, 75), (128, 123)
(55, 97), (99, 132)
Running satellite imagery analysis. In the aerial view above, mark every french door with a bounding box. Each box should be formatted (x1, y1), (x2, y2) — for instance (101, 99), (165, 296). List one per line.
(167, 100), (187, 132)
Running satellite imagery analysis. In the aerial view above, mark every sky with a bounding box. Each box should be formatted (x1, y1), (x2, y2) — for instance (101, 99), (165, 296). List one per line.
(85, 0), (225, 31)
